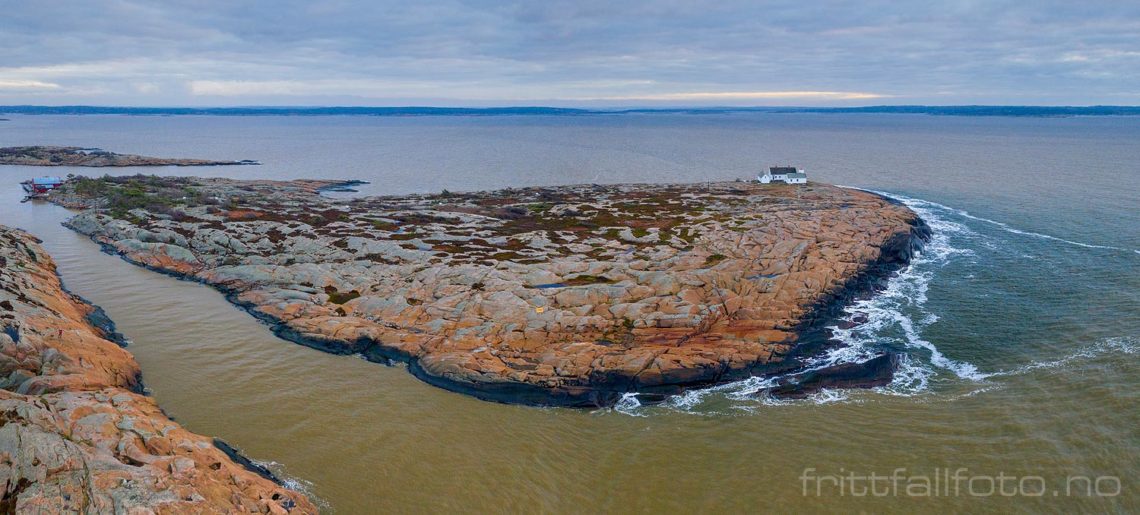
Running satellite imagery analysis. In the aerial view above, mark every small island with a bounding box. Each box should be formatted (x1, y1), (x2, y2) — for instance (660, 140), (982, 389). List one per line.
(0, 146), (258, 167)
(49, 175), (929, 406)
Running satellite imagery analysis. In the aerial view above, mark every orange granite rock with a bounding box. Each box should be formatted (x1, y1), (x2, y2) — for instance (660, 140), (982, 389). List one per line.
(55, 176), (928, 406)
(0, 226), (315, 513)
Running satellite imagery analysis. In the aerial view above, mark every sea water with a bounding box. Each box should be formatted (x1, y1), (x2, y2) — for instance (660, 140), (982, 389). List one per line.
(0, 113), (1136, 512)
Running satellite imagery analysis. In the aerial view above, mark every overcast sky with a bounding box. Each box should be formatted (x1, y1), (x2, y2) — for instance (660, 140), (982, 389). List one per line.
(1, 1), (1138, 106)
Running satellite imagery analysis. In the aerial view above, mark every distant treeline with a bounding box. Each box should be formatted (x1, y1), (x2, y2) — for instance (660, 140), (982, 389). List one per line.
(787, 105), (1140, 117)
(1, 105), (1138, 117)
(0, 106), (592, 116)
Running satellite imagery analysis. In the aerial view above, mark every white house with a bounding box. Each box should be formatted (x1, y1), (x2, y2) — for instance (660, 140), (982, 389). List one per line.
(758, 166), (808, 184)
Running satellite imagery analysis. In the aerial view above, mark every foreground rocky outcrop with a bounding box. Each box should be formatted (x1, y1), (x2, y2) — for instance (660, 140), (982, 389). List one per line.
(0, 146), (258, 167)
(0, 226), (314, 513)
(53, 175), (929, 406)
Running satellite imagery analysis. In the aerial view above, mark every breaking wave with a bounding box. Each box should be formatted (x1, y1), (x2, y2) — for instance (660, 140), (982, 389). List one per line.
(613, 189), (1135, 417)
(819, 191), (985, 387)
(615, 189), (983, 416)
(866, 191), (1139, 255)
(980, 336), (1137, 379)
(258, 459), (331, 511)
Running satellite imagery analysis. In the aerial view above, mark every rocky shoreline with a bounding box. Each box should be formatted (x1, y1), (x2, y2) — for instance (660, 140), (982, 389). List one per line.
(48, 175), (929, 406)
(0, 226), (315, 513)
(0, 146), (258, 167)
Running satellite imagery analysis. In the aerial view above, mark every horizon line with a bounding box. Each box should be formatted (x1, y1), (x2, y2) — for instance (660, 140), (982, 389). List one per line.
(3, 103), (1140, 109)
(3, 105), (1140, 118)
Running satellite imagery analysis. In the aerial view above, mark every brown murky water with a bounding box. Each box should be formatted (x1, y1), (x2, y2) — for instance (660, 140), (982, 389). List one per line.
(1, 114), (1137, 512)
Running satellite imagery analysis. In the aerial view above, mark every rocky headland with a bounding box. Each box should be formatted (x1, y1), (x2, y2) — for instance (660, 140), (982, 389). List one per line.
(0, 226), (315, 513)
(50, 175), (929, 406)
(0, 146), (258, 167)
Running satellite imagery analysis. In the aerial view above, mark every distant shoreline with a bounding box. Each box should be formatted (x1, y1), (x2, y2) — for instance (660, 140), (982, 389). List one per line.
(1, 105), (1139, 118)
(0, 146), (259, 167)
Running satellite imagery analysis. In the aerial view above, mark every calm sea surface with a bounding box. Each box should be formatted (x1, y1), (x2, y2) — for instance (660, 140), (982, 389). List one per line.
(0, 113), (1137, 512)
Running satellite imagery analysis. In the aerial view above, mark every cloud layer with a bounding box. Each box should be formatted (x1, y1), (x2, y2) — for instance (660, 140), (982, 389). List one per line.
(1, 1), (1138, 106)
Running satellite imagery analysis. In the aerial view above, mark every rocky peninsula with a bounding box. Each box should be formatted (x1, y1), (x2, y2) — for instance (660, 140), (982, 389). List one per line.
(0, 146), (258, 167)
(49, 175), (929, 406)
(0, 226), (314, 513)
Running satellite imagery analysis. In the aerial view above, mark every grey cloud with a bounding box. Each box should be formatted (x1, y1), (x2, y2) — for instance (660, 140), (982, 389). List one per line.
(0, 0), (1137, 105)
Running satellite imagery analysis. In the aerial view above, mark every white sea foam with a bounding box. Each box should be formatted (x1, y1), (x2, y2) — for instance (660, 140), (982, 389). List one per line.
(980, 336), (1137, 379)
(613, 392), (646, 416)
(611, 189), (1136, 416)
(807, 389), (852, 404)
(611, 188), (985, 415)
(821, 190), (986, 386)
(849, 190), (1137, 384)
(957, 211), (1127, 251)
(860, 189), (1138, 255)
(255, 459), (330, 510)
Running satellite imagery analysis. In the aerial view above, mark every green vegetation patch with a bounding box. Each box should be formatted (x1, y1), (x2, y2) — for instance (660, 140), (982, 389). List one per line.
(324, 286), (362, 305)
(562, 274), (613, 286)
(67, 175), (201, 220)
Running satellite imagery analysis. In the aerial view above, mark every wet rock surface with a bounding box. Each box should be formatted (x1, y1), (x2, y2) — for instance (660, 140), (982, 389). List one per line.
(0, 146), (258, 167)
(0, 226), (314, 513)
(765, 353), (900, 399)
(52, 175), (928, 406)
